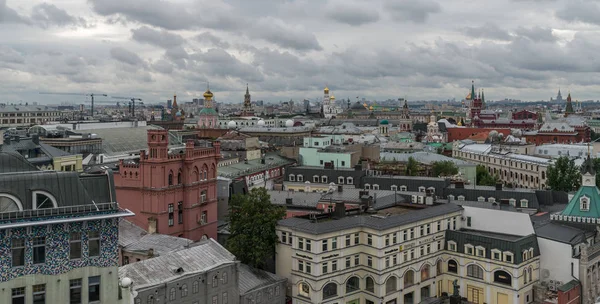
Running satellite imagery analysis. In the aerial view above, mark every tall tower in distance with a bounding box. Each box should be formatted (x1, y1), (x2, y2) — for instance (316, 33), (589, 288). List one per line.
(241, 84), (255, 117)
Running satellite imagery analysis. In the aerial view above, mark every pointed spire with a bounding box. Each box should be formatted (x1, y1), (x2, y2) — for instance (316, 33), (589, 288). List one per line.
(471, 80), (475, 101)
(246, 83), (249, 95)
(481, 88), (485, 104)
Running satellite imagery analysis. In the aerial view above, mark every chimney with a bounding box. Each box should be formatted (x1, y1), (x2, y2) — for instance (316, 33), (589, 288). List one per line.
(147, 248), (154, 257)
(337, 185), (343, 192)
(147, 217), (157, 234)
(285, 198), (293, 205)
(495, 182), (503, 191)
(32, 134), (39, 145)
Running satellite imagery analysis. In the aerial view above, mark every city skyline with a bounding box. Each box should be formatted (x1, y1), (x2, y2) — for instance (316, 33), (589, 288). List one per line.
(3, 0), (600, 103)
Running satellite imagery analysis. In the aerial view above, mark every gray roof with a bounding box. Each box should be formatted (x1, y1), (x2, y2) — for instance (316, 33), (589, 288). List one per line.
(446, 199), (518, 212)
(445, 229), (539, 265)
(119, 219), (194, 256)
(380, 151), (475, 166)
(443, 187), (545, 210)
(238, 264), (286, 296)
(362, 175), (450, 192)
(533, 221), (590, 245)
(0, 152), (38, 173)
(268, 190), (322, 209)
(118, 239), (236, 290)
(278, 203), (462, 235)
(287, 166), (364, 188)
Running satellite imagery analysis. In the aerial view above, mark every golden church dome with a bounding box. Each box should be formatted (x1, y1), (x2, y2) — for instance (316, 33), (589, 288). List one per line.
(330, 95), (335, 100)
(203, 90), (213, 99)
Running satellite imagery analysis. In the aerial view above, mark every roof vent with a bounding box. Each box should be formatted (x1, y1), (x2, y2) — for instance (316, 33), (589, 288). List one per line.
(173, 267), (184, 274)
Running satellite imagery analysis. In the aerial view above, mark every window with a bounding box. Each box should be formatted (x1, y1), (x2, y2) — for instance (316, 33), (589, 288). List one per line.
(89, 232), (100, 257)
(275, 286), (280, 296)
(70, 279), (82, 304)
(178, 202), (183, 224)
(201, 211), (207, 225)
(168, 171), (173, 185)
(222, 292), (228, 304)
(426, 224), (431, 234)
(385, 257), (390, 267)
(193, 281), (199, 294)
(169, 288), (176, 301)
(373, 184), (379, 190)
(33, 237), (46, 264)
(322, 262), (328, 274)
(321, 176), (328, 183)
(346, 257), (351, 268)
(410, 228), (414, 239)
(347, 177), (353, 184)
(465, 244), (474, 255)
(520, 199), (528, 208)
(212, 275), (218, 287)
(341, 161), (346, 166)
(478, 196), (485, 202)
(391, 185), (398, 191)
(448, 241), (457, 252)
(421, 264), (430, 281)
(168, 203), (174, 226)
(366, 277), (375, 292)
(12, 238), (24, 267)
(476, 247), (485, 257)
(306, 240), (311, 251)
(400, 185), (407, 191)
(33, 191), (56, 209)
(420, 225), (424, 236)
(181, 284), (188, 297)
(289, 174), (295, 182)
(448, 260), (458, 273)
(364, 183), (371, 190)
(458, 195), (465, 201)
(313, 175), (319, 183)
(581, 197), (590, 211)
(297, 175), (303, 182)
(393, 233), (397, 244)
(70, 232), (82, 259)
(523, 268), (529, 284)
(529, 248), (534, 258)
(386, 276), (397, 294)
(393, 255), (397, 265)
(367, 256), (373, 267)
(281, 232), (287, 243)
(306, 262), (311, 274)
(201, 191), (207, 203)
(298, 260), (304, 272)
(346, 276), (360, 293)
(404, 270), (415, 287)
(354, 255), (360, 266)
(298, 238), (304, 250)
(12, 287), (25, 304)
(492, 250), (501, 260)
(466, 216), (472, 227)
(345, 235), (350, 246)
(322, 240), (328, 252)
(367, 234), (372, 245)
(505, 252), (514, 263)
(338, 176), (344, 184)
(222, 272), (228, 284)
(332, 237), (337, 249)
(177, 171), (182, 184)
(354, 233), (359, 244)
(323, 283), (337, 300)
(88, 276), (101, 303)
(212, 295), (217, 304)
(448, 194), (455, 200)
(494, 270), (512, 285)
(467, 264), (484, 279)
(385, 235), (390, 246)
(299, 283), (310, 297)
(436, 260), (443, 275)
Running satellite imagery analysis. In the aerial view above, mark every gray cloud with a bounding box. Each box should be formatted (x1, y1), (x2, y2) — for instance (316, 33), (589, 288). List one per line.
(195, 32), (230, 49)
(326, 1), (380, 26)
(462, 23), (512, 41)
(90, 0), (197, 30)
(514, 26), (556, 42)
(249, 17), (322, 51)
(31, 3), (87, 28)
(556, 0), (600, 25)
(0, 0), (31, 24)
(110, 47), (144, 66)
(151, 59), (173, 74)
(131, 26), (185, 48)
(386, 0), (441, 23)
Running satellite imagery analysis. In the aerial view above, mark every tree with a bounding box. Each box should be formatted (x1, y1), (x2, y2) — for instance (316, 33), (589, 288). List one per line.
(593, 158), (600, 188)
(547, 156), (581, 191)
(432, 161), (459, 177)
(226, 187), (285, 270)
(476, 165), (499, 186)
(405, 157), (420, 176)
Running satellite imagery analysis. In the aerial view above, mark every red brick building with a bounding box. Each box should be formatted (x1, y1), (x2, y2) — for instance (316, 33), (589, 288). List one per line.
(447, 127), (511, 142)
(555, 281), (580, 304)
(524, 119), (591, 145)
(115, 129), (221, 241)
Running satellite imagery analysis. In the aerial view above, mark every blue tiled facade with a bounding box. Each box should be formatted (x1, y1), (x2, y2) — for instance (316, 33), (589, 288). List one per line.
(0, 218), (119, 282)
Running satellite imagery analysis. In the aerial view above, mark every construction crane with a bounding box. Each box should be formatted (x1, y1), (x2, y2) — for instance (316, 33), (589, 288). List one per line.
(111, 96), (142, 117)
(39, 92), (107, 116)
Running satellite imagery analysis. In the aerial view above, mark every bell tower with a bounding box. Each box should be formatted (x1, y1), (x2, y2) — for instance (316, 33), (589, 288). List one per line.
(147, 130), (169, 160)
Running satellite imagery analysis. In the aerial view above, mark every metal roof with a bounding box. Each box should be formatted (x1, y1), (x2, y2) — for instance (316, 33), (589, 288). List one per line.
(119, 219), (194, 256)
(238, 263), (286, 296)
(118, 239), (236, 290)
(278, 203), (462, 235)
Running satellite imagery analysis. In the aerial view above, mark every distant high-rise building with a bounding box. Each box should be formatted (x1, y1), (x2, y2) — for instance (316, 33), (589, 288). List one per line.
(167, 99), (172, 109)
(556, 88), (563, 103)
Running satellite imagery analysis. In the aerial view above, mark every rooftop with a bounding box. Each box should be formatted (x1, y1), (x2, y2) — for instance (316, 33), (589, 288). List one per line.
(278, 203), (462, 235)
(118, 239), (236, 291)
(119, 219), (194, 256)
(217, 153), (295, 179)
(238, 264), (286, 296)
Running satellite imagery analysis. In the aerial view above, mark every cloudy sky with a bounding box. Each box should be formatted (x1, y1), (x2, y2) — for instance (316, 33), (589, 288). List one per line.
(2, 0), (600, 104)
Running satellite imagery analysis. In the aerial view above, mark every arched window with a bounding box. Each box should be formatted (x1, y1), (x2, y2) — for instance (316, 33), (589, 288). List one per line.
(212, 275), (218, 287)
(177, 170), (182, 184)
(421, 264), (431, 281)
(494, 270), (512, 285)
(297, 175), (303, 182)
(523, 268), (528, 284)
(313, 175), (319, 183)
(181, 284), (188, 297)
(169, 287), (176, 300)
(192, 281), (199, 293)
(448, 259), (458, 273)
(168, 171), (174, 185)
(528, 266), (533, 282)
(323, 283), (337, 300)
(289, 174), (295, 182)
(193, 166), (199, 182)
(346, 177), (353, 184)
(386, 276), (397, 294)
(222, 272), (228, 284)
(346, 276), (360, 293)
(366, 277), (375, 293)
(146, 295), (154, 304)
(321, 176), (328, 183)
(32, 191), (57, 209)
(0, 193), (23, 212)
(467, 264), (484, 279)
(436, 260), (443, 275)
(338, 176), (344, 184)
(298, 282), (310, 297)
(365, 184), (371, 190)
(404, 270), (415, 287)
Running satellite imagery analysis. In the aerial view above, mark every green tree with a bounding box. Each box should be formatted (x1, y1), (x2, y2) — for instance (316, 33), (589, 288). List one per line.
(432, 161), (459, 177)
(226, 188), (285, 270)
(593, 158), (600, 188)
(405, 157), (420, 176)
(476, 165), (499, 186)
(546, 156), (581, 191)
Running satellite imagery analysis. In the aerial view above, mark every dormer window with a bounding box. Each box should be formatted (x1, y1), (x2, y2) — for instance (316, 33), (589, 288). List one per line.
(457, 195), (465, 201)
(488, 197), (495, 203)
(581, 196), (590, 212)
(338, 177), (344, 184)
(520, 199), (528, 208)
(0, 194), (22, 213)
(391, 185), (398, 191)
(32, 191), (57, 210)
(509, 198), (516, 206)
(346, 177), (353, 185)
(321, 176), (328, 183)
(477, 196), (485, 202)
(289, 174), (295, 182)
(418, 186), (426, 193)
(400, 186), (407, 191)
(297, 175), (303, 182)
(373, 184), (379, 190)
(365, 184), (371, 190)
(313, 175), (319, 183)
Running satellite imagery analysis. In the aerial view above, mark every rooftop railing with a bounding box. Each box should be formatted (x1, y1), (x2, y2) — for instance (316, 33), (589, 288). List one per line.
(0, 202), (118, 221)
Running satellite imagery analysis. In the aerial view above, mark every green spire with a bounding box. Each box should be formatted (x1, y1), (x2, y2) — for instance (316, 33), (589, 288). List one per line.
(471, 80), (475, 101)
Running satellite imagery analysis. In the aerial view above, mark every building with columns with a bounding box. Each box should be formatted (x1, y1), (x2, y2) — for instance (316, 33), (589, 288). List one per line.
(276, 201), (539, 304)
(114, 129), (221, 241)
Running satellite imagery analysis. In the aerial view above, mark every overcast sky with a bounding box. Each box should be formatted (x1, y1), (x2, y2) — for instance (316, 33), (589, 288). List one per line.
(2, 0), (600, 104)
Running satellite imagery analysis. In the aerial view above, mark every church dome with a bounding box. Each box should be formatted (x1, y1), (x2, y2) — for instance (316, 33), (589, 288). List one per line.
(227, 121), (237, 128)
(203, 89), (213, 99)
(257, 119), (266, 127)
(330, 95), (335, 101)
(285, 119), (294, 127)
(380, 119), (389, 125)
(351, 101), (366, 110)
(324, 86), (329, 94)
(175, 110), (182, 117)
